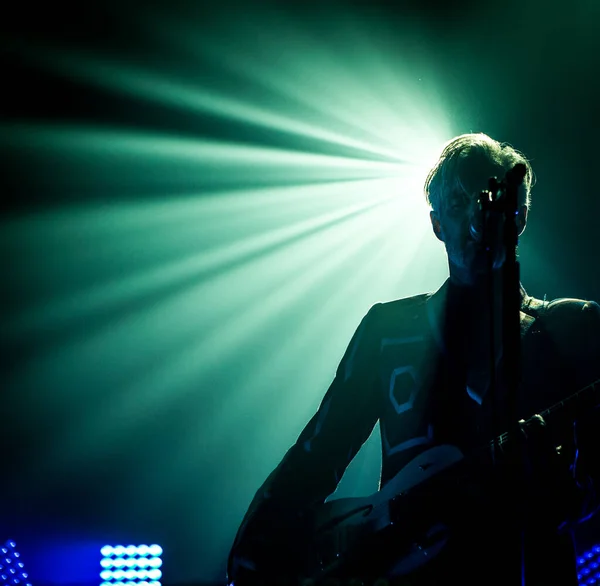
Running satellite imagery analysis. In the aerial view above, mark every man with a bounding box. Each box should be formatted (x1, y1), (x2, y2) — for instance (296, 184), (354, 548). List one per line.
(227, 133), (600, 585)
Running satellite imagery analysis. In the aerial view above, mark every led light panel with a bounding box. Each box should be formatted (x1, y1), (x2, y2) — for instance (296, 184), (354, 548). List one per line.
(101, 545), (162, 586)
(0, 540), (31, 586)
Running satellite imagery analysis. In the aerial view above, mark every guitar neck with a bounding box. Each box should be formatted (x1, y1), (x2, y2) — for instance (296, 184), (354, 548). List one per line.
(495, 377), (600, 450)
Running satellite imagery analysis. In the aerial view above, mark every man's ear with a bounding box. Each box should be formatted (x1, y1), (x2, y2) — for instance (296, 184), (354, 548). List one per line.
(430, 210), (444, 242)
(517, 205), (528, 236)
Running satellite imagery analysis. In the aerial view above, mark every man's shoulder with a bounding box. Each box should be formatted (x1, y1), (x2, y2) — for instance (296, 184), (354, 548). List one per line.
(528, 293), (600, 341)
(534, 295), (600, 322)
(545, 296), (600, 314)
(365, 293), (432, 330)
(370, 292), (432, 315)
(535, 295), (600, 388)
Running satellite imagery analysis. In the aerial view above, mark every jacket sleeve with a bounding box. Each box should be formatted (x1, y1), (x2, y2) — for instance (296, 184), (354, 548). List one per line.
(569, 300), (600, 524)
(546, 299), (600, 527)
(227, 303), (383, 581)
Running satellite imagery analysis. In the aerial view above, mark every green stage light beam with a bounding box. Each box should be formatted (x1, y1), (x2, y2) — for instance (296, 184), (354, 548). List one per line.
(3, 7), (456, 577)
(3, 175), (397, 346)
(11, 45), (409, 164)
(15, 189), (420, 479)
(147, 6), (449, 163)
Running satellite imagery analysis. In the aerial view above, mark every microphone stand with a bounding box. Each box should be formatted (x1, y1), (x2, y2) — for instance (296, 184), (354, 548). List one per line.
(478, 163), (527, 584)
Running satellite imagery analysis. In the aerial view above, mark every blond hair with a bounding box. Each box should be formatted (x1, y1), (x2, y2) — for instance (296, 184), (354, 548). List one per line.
(424, 133), (534, 212)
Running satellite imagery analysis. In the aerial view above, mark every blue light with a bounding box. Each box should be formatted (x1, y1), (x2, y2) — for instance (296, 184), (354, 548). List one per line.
(148, 545), (162, 556)
(147, 569), (162, 580)
(125, 546), (136, 557)
(579, 545), (600, 586)
(101, 544), (163, 586)
(0, 541), (29, 586)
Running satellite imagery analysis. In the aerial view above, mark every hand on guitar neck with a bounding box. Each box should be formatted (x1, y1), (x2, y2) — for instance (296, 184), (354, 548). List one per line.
(229, 381), (600, 586)
(503, 414), (582, 529)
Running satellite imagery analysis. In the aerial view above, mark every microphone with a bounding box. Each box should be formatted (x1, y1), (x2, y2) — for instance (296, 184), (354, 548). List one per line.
(469, 163), (526, 244)
(468, 199), (504, 245)
(469, 205), (484, 243)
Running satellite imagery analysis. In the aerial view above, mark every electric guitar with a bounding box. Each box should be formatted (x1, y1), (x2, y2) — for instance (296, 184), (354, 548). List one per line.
(257, 377), (600, 584)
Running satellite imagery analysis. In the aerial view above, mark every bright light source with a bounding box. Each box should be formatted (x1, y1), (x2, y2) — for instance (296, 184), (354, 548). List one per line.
(100, 545), (163, 586)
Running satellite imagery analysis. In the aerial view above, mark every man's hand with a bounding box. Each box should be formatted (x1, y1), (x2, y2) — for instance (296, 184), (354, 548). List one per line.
(514, 414), (582, 529)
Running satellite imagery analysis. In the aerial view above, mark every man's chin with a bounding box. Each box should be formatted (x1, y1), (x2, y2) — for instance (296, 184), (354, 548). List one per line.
(470, 248), (505, 272)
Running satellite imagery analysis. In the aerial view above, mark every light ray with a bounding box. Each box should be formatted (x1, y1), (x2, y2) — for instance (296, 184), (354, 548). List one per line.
(13, 195), (413, 476)
(143, 6), (451, 159)
(3, 7), (457, 580)
(4, 179), (398, 347)
(159, 214), (441, 509)
(10, 44), (412, 163)
(107, 205), (417, 502)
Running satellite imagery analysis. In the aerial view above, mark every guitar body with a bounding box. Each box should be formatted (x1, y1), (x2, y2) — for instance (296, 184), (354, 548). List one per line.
(302, 377), (600, 583)
(239, 379), (598, 585)
(307, 445), (465, 582)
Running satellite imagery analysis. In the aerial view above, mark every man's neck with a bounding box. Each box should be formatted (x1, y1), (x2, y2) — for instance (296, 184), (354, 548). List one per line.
(446, 269), (505, 314)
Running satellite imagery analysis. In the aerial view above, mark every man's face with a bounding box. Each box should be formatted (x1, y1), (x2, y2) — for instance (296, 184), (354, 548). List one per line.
(430, 190), (527, 285)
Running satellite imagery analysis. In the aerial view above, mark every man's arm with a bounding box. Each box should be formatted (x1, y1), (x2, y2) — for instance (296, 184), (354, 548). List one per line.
(543, 298), (600, 528)
(569, 300), (600, 524)
(227, 303), (384, 583)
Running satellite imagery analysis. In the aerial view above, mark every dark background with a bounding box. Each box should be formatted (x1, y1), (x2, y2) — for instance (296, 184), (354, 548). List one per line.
(2, 0), (600, 583)
(4, 0), (599, 296)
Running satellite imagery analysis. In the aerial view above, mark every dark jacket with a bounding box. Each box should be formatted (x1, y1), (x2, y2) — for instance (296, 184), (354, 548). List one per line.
(228, 282), (600, 585)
